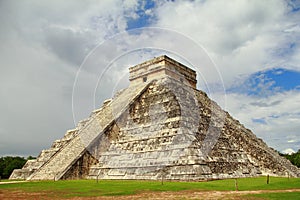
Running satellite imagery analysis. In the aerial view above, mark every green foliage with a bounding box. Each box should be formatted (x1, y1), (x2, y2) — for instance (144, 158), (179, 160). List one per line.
(0, 156), (27, 179)
(281, 149), (300, 168)
(26, 156), (36, 160)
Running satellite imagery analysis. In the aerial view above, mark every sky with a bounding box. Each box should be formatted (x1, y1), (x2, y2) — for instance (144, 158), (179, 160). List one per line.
(0, 0), (300, 157)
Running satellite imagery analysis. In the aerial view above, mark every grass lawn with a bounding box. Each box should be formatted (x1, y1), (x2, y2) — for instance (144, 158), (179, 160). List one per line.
(0, 176), (299, 198)
(248, 191), (300, 200)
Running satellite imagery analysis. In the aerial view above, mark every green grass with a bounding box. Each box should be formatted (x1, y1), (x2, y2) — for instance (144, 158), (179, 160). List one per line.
(0, 177), (299, 198)
(247, 192), (300, 200)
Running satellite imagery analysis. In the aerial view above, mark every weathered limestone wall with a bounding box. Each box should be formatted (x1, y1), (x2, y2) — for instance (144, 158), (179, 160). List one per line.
(61, 151), (98, 180)
(222, 115), (300, 177)
(86, 78), (299, 180)
(129, 55), (197, 88)
(88, 77), (209, 180)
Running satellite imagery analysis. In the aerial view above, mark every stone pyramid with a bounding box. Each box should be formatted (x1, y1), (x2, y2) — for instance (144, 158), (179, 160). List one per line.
(10, 55), (300, 181)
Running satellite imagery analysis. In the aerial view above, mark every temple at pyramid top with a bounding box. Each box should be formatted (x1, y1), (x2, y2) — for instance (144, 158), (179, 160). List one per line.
(129, 55), (197, 89)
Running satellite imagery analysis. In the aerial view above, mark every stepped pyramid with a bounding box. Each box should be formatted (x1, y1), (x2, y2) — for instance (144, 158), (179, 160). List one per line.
(10, 55), (300, 181)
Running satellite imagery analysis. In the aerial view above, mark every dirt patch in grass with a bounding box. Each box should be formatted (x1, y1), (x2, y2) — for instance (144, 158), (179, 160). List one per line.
(0, 189), (72, 200)
(72, 189), (300, 200)
(1, 189), (300, 200)
(0, 190), (49, 200)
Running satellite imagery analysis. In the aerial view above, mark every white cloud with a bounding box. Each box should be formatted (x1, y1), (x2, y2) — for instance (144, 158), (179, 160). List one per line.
(0, 0), (299, 157)
(154, 0), (300, 86)
(282, 148), (296, 155)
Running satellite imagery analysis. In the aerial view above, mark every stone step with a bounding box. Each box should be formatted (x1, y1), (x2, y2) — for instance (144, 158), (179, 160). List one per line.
(28, 82), (150, 180)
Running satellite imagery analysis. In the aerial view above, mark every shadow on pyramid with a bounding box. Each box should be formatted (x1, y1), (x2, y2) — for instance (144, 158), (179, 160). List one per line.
(10, 55), (300, 181)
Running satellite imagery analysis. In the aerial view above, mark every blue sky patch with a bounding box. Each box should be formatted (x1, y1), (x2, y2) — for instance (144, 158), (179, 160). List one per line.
(252, 118), (267, 124)
(288, 0), (300, 12)
(228, 68), (300, 96)
(126, 0), (156, 30)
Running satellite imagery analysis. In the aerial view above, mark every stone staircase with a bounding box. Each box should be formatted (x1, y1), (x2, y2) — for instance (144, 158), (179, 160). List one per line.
(28, 135), (86, 180)
(9, 128), (79, 180)
(27, 82), (150, 180)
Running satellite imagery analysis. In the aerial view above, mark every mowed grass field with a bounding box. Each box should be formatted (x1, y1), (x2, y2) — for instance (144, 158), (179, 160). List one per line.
(0, 176), (299, 199)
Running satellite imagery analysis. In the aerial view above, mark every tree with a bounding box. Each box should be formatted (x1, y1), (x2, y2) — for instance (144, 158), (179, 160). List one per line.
(281, 149), (300, 168)
(27, 155), (36, 160)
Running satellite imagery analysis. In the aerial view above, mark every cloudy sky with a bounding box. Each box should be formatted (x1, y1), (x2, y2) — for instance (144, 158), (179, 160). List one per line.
(0, 0), (300, 157)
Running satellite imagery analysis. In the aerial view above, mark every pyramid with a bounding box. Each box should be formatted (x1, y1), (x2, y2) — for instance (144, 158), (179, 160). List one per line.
(10, 55), (300, 181)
